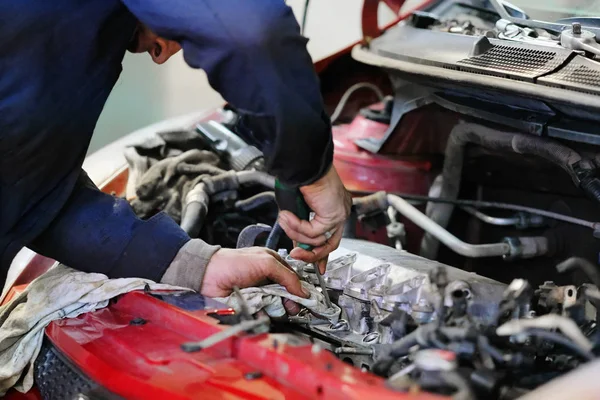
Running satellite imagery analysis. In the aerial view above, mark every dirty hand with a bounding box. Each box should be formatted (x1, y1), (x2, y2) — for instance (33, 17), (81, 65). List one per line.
(278, 166), (352, 274)
(201, 247), (308, 314)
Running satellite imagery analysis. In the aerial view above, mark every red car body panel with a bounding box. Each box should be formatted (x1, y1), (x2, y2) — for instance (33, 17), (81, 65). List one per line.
(42, 290), (446, 400)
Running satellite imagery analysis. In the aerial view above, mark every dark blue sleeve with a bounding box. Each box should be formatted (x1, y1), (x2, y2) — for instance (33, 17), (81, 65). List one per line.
(30, 172), (190, 281)
(121, 0), (333, 186)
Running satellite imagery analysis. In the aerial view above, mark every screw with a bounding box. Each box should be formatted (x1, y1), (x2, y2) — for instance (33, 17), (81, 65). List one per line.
(330, 320), (349, 331)
(363, 332), (380, 343)
(573, 22), (582, 35)
(334, 347), (374, 355)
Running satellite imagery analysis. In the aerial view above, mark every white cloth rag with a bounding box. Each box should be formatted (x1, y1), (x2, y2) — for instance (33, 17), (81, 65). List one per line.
(216, 281), (341, 322)
(0, 264), (185, 396)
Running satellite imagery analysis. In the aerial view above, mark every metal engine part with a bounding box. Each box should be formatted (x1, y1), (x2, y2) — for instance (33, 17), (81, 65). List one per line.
(285, 239), (506, 369)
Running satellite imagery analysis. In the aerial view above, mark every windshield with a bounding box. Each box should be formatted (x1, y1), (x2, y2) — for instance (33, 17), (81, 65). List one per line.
(507, 0), (599, 21)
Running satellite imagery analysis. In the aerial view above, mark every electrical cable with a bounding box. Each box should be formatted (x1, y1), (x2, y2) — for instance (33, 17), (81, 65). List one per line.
(301, 0), (310, 35)
(266, 221), (284, 250)
(330, 82), (385, 124)
(349, 189), (600, 231)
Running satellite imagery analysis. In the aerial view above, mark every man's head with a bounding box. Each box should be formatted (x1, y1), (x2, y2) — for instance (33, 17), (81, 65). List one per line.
(128, 23), (182, 64)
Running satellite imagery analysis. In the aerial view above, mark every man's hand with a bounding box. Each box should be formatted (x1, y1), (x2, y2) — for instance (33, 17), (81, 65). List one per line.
(201, 247), (309, 303)
(277, 166), (352, 274)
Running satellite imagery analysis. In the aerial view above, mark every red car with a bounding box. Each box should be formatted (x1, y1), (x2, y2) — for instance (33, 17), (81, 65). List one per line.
(4, 0), (600, 399)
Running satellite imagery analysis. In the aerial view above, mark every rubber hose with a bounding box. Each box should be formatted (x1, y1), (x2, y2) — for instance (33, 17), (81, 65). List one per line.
(237, 170), (275, 188)
(556, 257), (600, 288)
(180, 182), (210, 237)
(235, 192), (276, 212)
(389, 329), (420, 358)
(266, 221), (284, 250)
(180, 202), (208, 237)
(422, 122), (585, 260)
(581, 177), (600, 204)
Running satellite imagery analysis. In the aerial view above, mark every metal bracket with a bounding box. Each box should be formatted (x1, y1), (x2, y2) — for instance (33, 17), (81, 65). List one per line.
(236, 223), (272, 248)
(355, 82), (433, 153)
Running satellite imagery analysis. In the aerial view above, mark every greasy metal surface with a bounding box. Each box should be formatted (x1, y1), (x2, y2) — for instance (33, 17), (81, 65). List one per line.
(289, 239), (506, 366)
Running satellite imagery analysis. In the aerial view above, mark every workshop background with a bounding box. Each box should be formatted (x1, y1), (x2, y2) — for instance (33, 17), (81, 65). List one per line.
(89, 0), (414, 153)
(90, 0), (597, 153)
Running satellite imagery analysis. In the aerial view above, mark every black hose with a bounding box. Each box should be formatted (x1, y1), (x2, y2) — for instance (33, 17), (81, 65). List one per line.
(478, 335), (506, 364)
(179, 172), (241, 237)
(526, 328), (595, 361)
(266, 221), (284, 250)
(180, 201), (208, 238)
(235, 192), (276, 212)
(422, 122), (588, 259)
(556, 257), (600, 288)
(389, 328), (422, 358)
(441, 371), (476, 400)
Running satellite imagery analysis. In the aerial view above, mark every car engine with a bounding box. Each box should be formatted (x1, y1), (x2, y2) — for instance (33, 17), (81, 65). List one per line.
(121, 1), (600, 398)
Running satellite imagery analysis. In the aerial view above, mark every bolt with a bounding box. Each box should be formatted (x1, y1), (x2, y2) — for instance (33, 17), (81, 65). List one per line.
(573, 22), (582, 35)
(330, 320), (349, 331)
(289, 316), (310, 324)
(334, 347), (374, 355)
(363, 332), (380, 343)
(371, 300), (382, 317)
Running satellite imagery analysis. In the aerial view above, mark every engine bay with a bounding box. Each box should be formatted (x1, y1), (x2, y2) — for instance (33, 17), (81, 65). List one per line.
(117, 1), (600, 398)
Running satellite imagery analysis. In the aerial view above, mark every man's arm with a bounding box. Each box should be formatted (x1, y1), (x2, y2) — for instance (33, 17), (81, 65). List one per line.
(120, 0), (333, 186)
(30, 172), (307, 302)
(30, 172), (192, 281)
(121, 0), (351, 270)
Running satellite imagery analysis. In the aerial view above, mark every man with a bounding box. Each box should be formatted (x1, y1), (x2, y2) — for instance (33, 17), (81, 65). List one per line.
(0, 1), (351, 302)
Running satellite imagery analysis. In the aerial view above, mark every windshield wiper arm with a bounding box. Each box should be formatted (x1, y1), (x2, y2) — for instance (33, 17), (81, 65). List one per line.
(489, 0), (600, 40)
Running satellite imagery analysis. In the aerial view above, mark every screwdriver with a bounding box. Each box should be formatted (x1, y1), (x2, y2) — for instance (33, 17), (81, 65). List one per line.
(274, 179), (333, 309)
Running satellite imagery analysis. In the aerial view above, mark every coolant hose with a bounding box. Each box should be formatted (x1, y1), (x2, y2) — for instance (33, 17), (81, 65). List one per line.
(237, 170), (275, 189)
(422, 122), (588, 260)
(235, 192), (276, 212)
(180, 183), (210, 237)
(180, 170), (276, 237)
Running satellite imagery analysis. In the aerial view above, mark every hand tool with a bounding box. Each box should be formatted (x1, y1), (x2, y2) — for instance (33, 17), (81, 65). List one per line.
(274, 179), (333, 309)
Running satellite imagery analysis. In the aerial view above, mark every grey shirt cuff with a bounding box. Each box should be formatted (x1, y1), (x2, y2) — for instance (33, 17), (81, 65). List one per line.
(160, 239), (221, 292)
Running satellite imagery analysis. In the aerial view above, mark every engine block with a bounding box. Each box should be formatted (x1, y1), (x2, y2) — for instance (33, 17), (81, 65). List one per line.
(285, 239), (507, 368)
